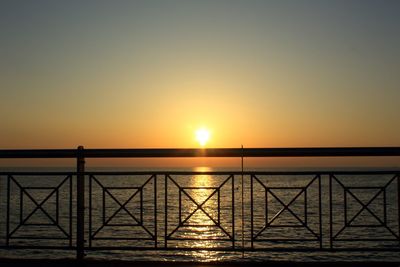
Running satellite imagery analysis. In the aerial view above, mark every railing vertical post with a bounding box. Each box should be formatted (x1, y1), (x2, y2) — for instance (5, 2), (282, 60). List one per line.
(329, 174), (333, 249)
(397, 174), (400, 247)
(76, 146), (85, 260)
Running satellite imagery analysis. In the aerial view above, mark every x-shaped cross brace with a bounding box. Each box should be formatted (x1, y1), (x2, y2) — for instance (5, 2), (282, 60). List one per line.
(103, 188), (141, 226)
(255, 187), (318, 239)
(8, 176), (70, 238)
(168, 188), (231, 239)
(345, 188), (385, 226)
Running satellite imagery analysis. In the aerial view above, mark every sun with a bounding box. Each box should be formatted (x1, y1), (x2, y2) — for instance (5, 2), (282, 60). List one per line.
(195, 128), (210, 147)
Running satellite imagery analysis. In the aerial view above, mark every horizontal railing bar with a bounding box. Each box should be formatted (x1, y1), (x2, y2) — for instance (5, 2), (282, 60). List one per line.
(22, 187), (59, 190)
(2, 245), (399, 252)
(254, 241), (319, 243)
(262, 225), (314, 228)
(1, 171), (399, 176)
(248, 247), (400, 252)
(8, 236), (70, 240)
(344, 187), (383, 189)
(92, 237), (155, 240)
(333, 241), (400, 243)
(0, 245), (76, 250)
(83, 247), (400, 252)
(167, 238), (233, 241)
(0, 172), (75, 175)
(0, 149), (77, 158)
(86, 247), (239, 251)
(1, 147), (400, 158)
(89, 171), (398, 176)
(85, 171), (240, 175)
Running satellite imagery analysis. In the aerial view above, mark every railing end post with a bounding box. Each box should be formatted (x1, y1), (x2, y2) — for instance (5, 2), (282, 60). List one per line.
(76, 145), (85, 261)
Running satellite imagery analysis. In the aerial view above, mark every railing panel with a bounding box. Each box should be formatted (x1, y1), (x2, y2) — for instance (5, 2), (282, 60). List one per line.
(250, 174), (322, 250)
(88, 173), (157, 249)
(3, 173), (74, 249)
(164, 173), (235, 249)
(329, 173), (400, 249)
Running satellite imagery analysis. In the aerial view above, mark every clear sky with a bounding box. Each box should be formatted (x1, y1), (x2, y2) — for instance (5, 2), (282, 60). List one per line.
(1, 0), (400, 151)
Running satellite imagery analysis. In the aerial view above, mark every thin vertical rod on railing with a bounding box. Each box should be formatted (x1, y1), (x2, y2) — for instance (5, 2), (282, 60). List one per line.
(56, 185), (59, 225)
(398, 175), (400, 246)
(88, 175), (92, 248)
(154, 175), (157, 248)
(102, 184), (105, 225)
(318, 175), (322, 249)
(232, 174), (235, 249)
(76, 146), (85, 260)
(383, 188), (387, 225)
(218, 188), (221, 225)
(178, 187), (181, 224)
(20, 183), (23, 227)
(140, 186), (144, 225)
(250, 175), (254, 249)
(344, 188), (348, 226)
(241, 145), (244, 254)
(304, 189), (308, 225)
(329, 174), (333, 249)
(164, 175), (168, 248)
(6, 175), (10, 246)
(69, 175), (73, 247)
(265, 186), (268, 230)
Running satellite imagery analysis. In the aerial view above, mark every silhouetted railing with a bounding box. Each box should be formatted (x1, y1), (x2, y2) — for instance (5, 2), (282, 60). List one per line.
(0, 147), (399, 261)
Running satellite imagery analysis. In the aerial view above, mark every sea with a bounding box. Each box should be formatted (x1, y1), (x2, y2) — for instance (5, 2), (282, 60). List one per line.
(0, 166), (399, 262)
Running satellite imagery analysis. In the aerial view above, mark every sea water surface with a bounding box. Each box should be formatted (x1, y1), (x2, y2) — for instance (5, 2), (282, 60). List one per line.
(0, 166), (399, 262)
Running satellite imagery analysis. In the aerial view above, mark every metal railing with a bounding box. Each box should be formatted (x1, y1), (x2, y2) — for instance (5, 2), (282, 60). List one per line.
(0, 147), (400, 260)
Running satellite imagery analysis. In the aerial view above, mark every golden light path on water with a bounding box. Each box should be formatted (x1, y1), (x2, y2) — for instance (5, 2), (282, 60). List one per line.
(184, 166), (221, 261)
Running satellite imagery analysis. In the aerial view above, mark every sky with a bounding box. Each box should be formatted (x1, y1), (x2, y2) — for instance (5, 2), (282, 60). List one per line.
(1, 0), (399, 157)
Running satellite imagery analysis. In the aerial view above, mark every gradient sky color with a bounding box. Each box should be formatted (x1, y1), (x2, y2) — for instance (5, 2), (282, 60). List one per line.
(1, 0), (400, 151)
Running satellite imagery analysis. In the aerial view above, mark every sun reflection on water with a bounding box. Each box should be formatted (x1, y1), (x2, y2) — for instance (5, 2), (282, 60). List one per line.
(186, 166), (221, 260)
(193, 166), (212, 172)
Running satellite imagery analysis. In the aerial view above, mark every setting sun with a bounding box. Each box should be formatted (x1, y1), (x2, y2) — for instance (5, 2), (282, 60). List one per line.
(195, 128), (210, 147)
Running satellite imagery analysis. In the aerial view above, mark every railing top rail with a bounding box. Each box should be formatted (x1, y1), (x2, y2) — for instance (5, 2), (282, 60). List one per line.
(2, 171), (399, 176)
(0, 147), (400, 159)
